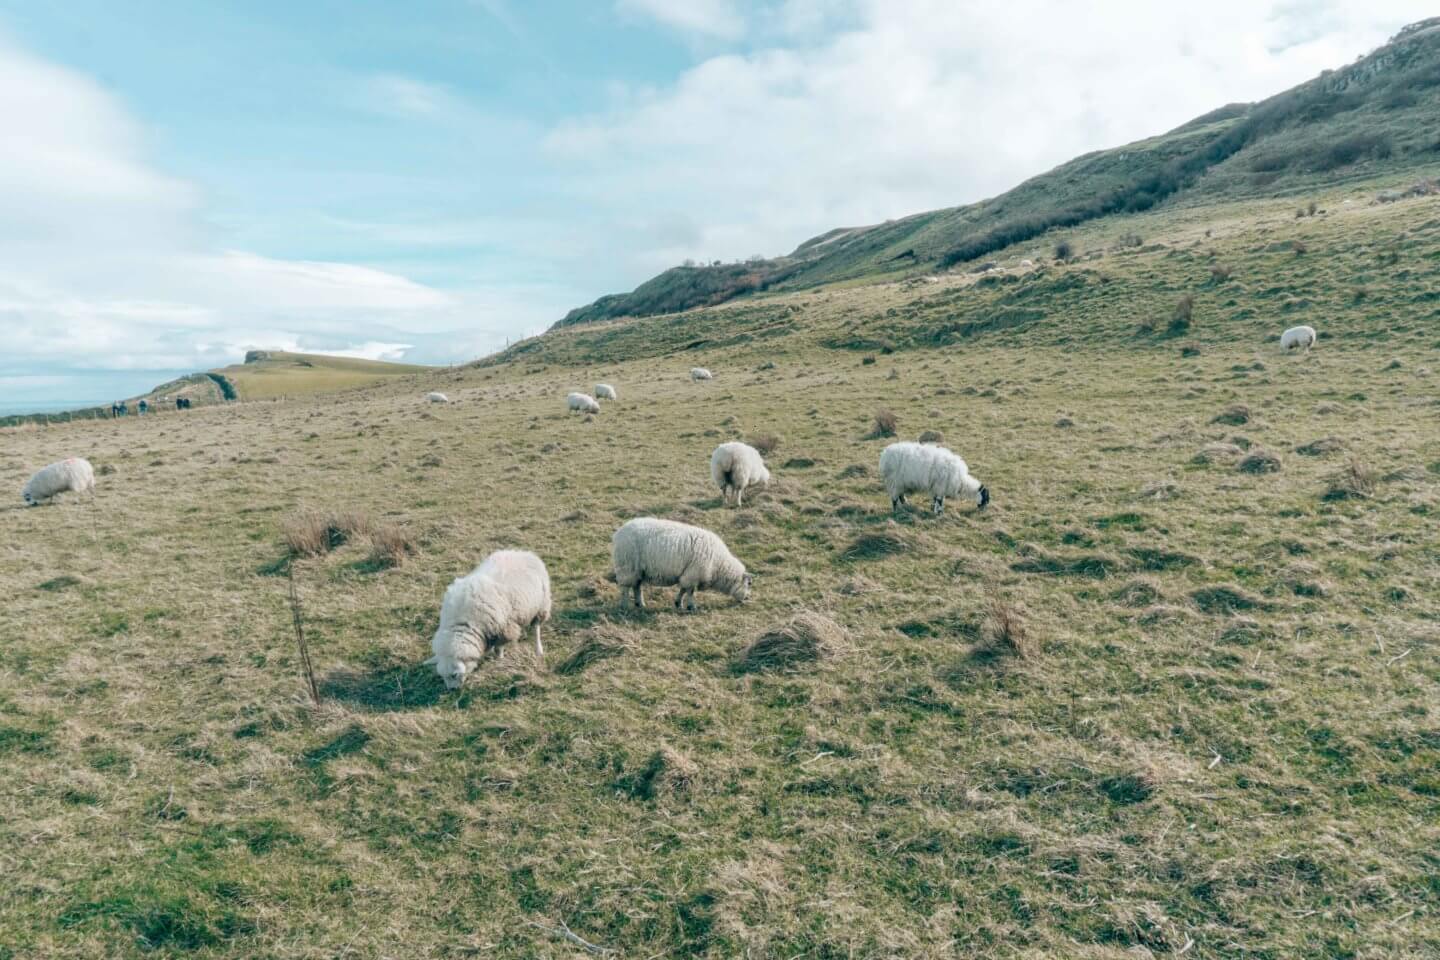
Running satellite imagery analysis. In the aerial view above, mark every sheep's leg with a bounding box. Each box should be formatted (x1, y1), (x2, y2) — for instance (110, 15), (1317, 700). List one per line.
(687, 590), (698, 612)
(634, 583), (645, 609)
(674, 588), (684, 610)
(735, 487), (744, 508)
(533, 622), (544, 659)
(891, 496), (902, 514)
(933, 496), (945, 515)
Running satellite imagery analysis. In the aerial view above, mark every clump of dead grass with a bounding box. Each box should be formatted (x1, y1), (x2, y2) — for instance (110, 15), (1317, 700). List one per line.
(1324, 458), (1377, 500)
(869, 408), (898, 438)
(736, 612), (848, 672)
(555, 623), (634, 675)
(366, 523), (416, 569)
(747, 433), (781, 456)
(283, 508), (373, 557)
(978, 599), (1033, 660)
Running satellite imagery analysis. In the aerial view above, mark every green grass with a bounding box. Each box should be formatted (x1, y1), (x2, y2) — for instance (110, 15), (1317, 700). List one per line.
(2, 174), (1440, 958)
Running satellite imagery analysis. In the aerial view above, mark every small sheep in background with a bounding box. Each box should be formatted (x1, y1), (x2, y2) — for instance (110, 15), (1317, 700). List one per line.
(594, 383), (617, 400)
(612, 517), (751, 611)
(879, 441), (988, 514)
(22, 458), (96, 506)
(427, 392), (449, 403)
(690, 367), (713, 381)
(426, 550), (552, 689)
(567, 392), (601, 414)
(1280, 325), (1317, 351)
(1020, 259), (1034, 268)
(710, 441), (771, 507)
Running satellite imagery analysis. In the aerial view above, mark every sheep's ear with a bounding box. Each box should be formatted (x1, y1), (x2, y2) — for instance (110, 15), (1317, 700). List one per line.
(422, 655), (439, 667)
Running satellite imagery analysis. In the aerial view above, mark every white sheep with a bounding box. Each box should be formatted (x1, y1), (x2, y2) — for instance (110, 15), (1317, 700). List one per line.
(427, 392), (449, 403)
(690, 367), (713, 381)
(1280, 325), (1317, 351)
(22, 457), (96, 506)
(710, 441), (771, 507)
(1020, 259), (1034, 268)
(425, 550), (552, 688)
(594, 383), (617, 401)
(612, 517), (751, 611)
(879, 441), (988, 515)
(567, 392), (601, 414)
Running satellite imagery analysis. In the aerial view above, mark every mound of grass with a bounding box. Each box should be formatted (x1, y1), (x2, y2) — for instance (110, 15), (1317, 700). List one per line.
(840, 531), (909, 562)
(736, 612), (848, 672)
(1191, 584), (1265, 613)
(1238, 449), (1283, 474)
(555, 624), (634, 675)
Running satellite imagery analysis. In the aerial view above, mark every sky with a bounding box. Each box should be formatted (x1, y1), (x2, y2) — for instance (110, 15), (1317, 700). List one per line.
(0, 0), (1433, 407)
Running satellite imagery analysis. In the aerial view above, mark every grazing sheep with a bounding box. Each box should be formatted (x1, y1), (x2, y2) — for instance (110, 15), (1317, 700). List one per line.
(427, 392), (449, 403)
(425, 550), (552, 688)
(567, 392), (601, 414)
(1020, 259), (1034, 268)
(612, 517), (751, 611)
(22, 457), (96, 506)
(594, 383), (617, 401)
(1280, 325), (1317, 351)
(710, 441), (771, 507)
(879, 441), (988, 514)
(690, 367), (713, 381)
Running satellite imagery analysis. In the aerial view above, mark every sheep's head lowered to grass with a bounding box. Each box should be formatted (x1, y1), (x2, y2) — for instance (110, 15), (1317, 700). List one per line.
(424, 635), (483, 689)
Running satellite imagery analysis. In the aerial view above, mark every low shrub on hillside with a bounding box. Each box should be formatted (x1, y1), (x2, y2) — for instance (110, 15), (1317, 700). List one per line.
(1168, 295), (1195, 335)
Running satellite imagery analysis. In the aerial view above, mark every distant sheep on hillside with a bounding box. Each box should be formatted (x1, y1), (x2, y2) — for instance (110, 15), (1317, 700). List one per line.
(1280, 325), (1317, 351)
(595, 383), (617, 400)
(879, 441), (988, 515)
(612, 517), (751, 611)
(567, 392), (601, 414)
(710, 441), (771, 507)
(427, 392), (449, 403)
(22, 457), (96, 506)
(690, 367), (713, 381)
(426, 550), (552, 688)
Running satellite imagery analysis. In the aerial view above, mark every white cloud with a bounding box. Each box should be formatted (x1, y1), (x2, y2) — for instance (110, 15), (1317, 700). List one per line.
(0, 37), (492, 394)
(366, 73), (466, 118)
(616, 0), (747, 40)
(554, 0), (1435, 274)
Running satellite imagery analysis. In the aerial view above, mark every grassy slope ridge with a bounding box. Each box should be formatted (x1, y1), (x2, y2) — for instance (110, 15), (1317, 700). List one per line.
(0, 353), (437, 429)
(2, 169), (1438, 957)
(555, 18), (1440, 329)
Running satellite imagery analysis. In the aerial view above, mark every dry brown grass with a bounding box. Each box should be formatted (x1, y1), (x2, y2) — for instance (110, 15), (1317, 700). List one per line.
(978, 598), (1034, 659)
(366, 522), (417, 568)
(869, 407), (898, 438)
(746, 433), (781, 456)
(282, 508), (373, 557)
(1325, 458), (1378, 500)
(736, 611), (848, 672)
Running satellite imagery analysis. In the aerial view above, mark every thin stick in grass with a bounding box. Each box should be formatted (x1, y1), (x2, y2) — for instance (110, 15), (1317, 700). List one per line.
(287, 563), (321, 705)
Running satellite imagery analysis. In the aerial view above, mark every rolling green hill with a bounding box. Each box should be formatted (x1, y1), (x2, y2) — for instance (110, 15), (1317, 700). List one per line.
(134, 351), (435, 406)
(555, 17), (1440, 328)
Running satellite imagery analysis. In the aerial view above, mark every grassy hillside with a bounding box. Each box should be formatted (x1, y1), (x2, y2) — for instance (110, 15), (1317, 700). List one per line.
(206, 351), (434, 402)
(557, 18), (1440, 328)
(2, 170), (1438, 957)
